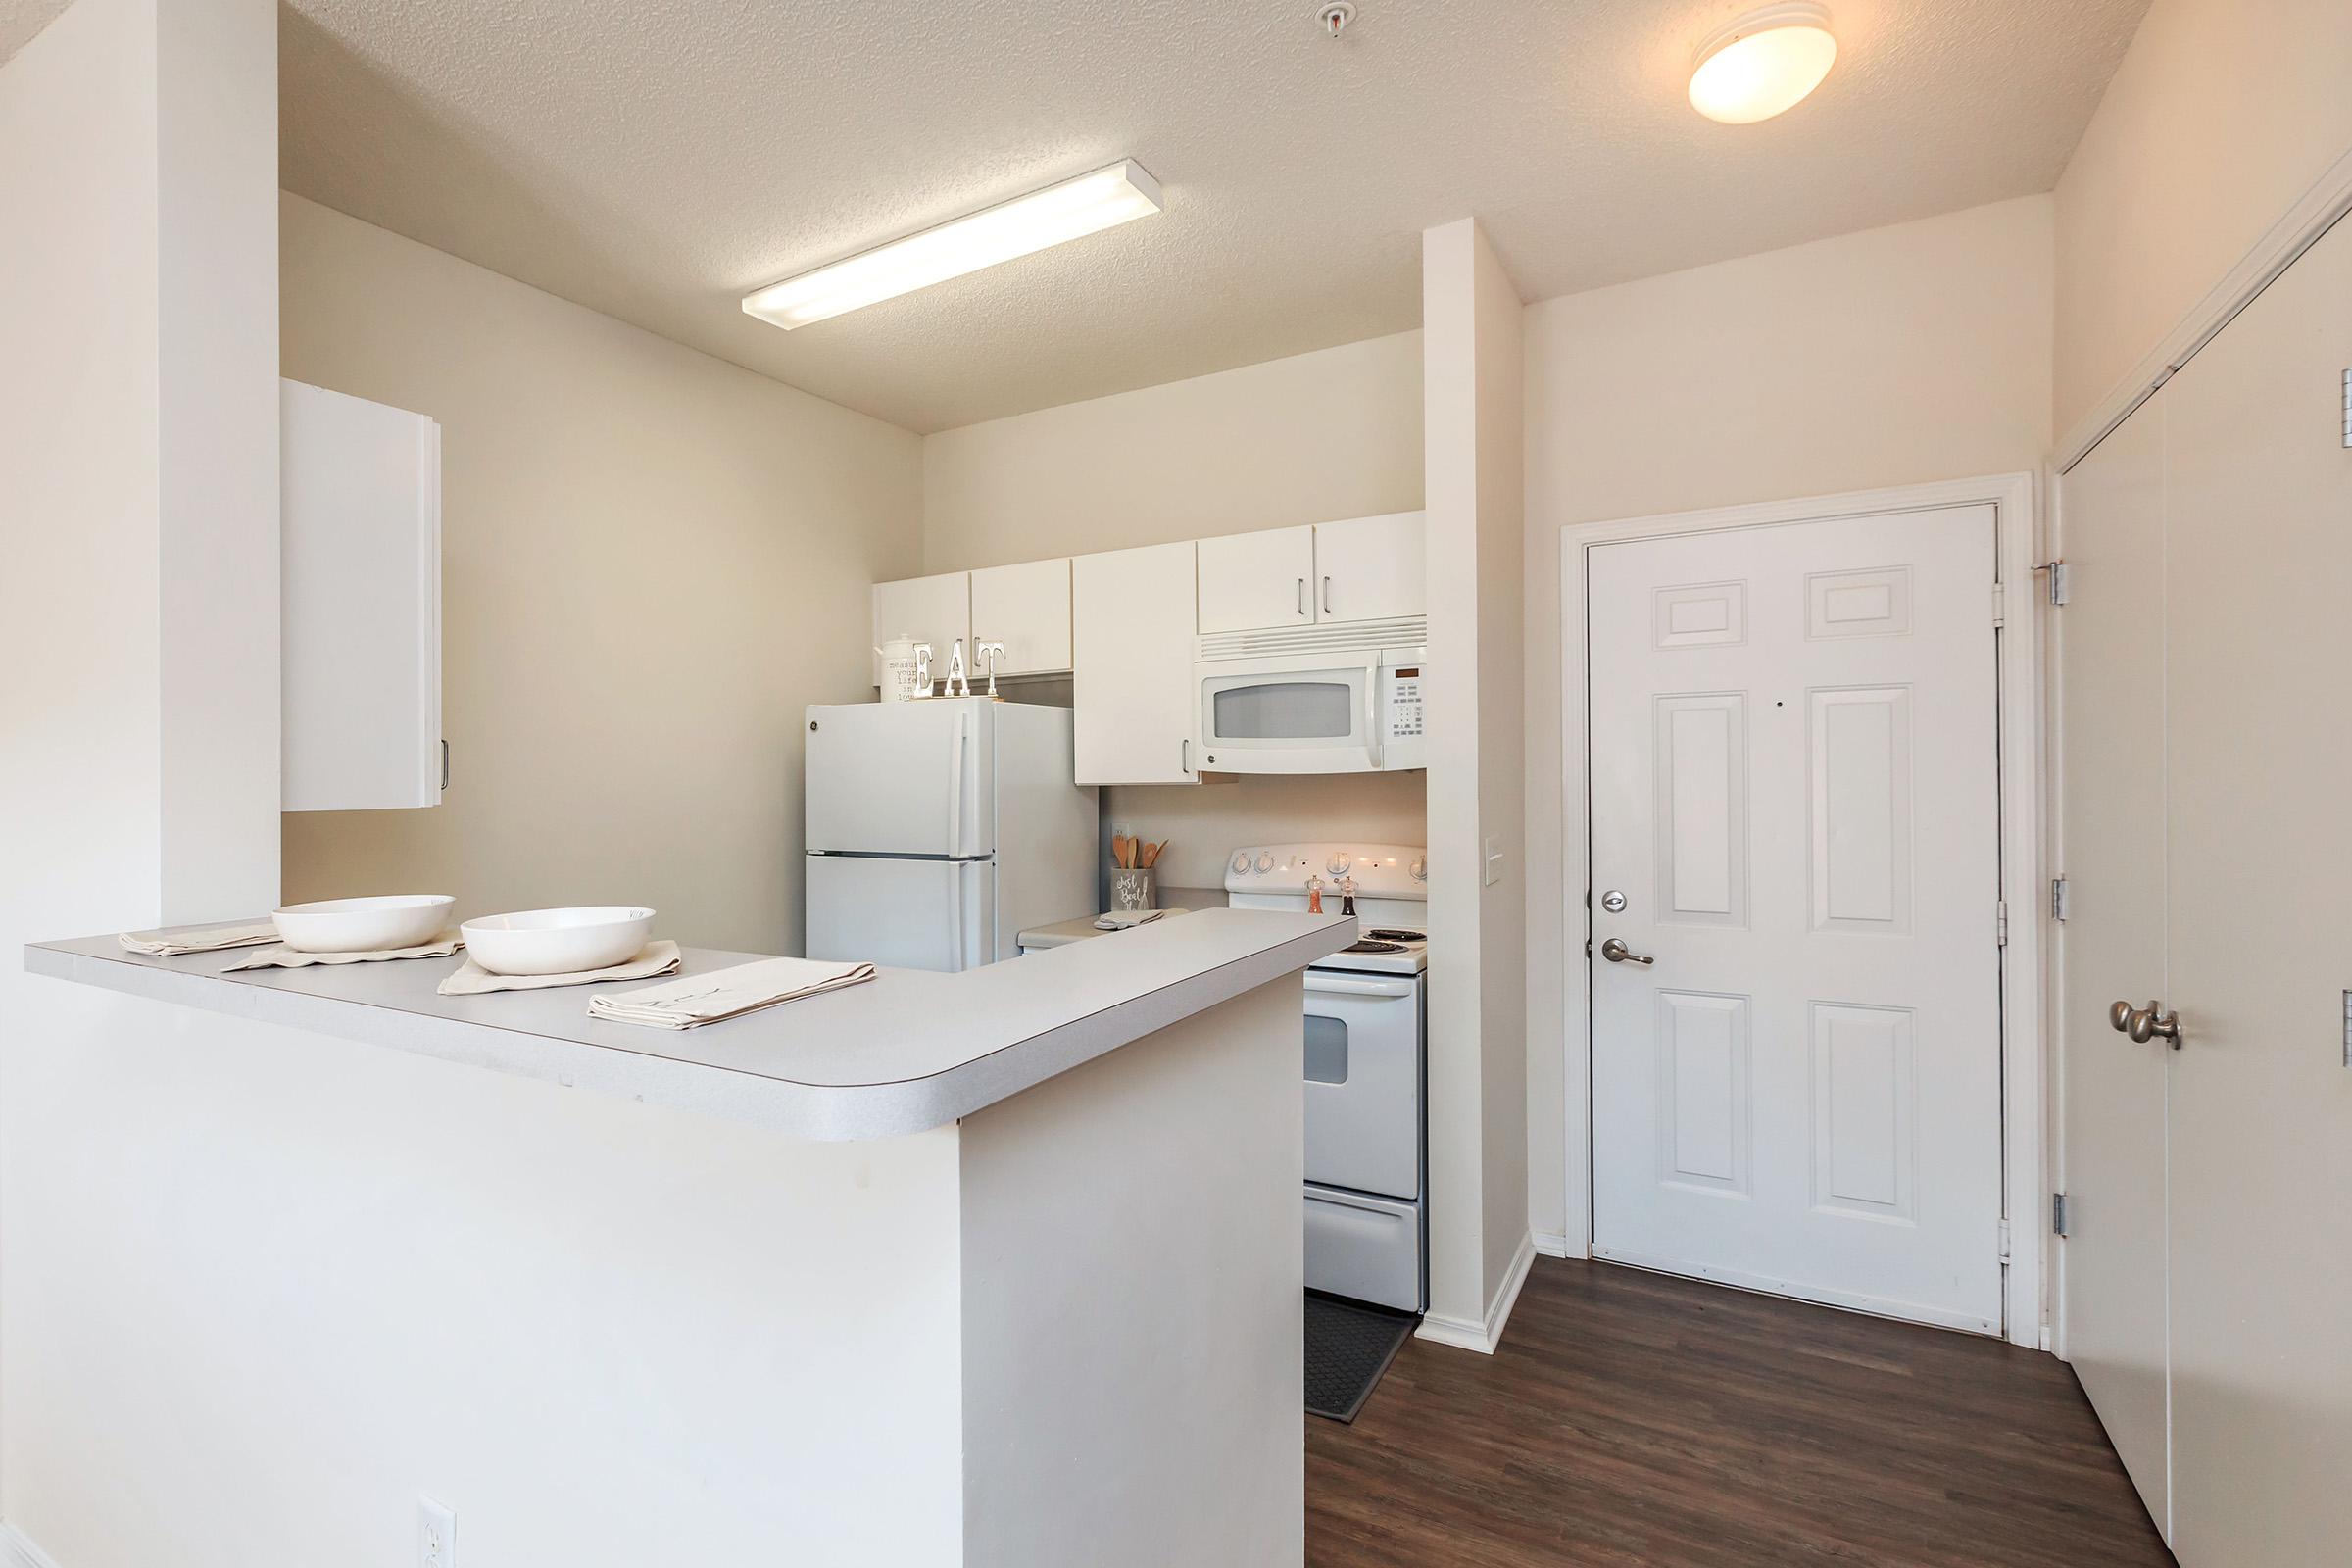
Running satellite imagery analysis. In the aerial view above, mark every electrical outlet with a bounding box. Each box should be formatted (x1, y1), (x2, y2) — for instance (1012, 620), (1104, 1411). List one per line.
(418, 1496), (457, 1568)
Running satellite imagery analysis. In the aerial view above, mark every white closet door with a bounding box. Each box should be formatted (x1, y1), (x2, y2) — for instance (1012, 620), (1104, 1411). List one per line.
(1589, 505), (2004, 1333)
(2056, 391), (2173, 1532)
(2157, 211), (2352, 1564)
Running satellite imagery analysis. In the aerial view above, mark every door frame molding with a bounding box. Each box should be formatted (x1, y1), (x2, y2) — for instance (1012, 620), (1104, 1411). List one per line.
(1554, 471), (2046, 1348)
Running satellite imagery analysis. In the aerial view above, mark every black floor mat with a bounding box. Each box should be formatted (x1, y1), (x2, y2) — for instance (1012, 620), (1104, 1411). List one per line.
(1304, 1292), (1417, 1423)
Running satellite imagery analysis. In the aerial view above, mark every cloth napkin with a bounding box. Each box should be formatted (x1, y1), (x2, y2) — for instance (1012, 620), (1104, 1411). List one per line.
(224, 931), (464, 971)
(1094, 909), (1168, 931)
(436, 941), (682, 996)
(585, 956), (877, 1030)
(119, 921), (278, 957)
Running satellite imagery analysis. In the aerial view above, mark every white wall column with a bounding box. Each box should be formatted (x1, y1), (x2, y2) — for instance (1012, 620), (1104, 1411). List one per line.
(1419, 218), (1531, 1349)
(0, 0), (279, 1539)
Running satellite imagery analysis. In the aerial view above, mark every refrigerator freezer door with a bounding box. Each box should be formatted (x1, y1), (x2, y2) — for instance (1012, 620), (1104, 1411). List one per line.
(805, 700), (995, 858)
(805, 854), (996, 972)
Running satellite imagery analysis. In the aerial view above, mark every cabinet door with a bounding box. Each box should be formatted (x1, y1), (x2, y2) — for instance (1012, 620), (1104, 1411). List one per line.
(1073, 540), (1198, 785)
(971, 558), (1071, 676)
(1196, 525), (1315, 634)
(1312, 511), (1425, 623)
(2156, 208), (2352, 1566)
(872, 571), (970, 686)
(281, 380), (442, 811)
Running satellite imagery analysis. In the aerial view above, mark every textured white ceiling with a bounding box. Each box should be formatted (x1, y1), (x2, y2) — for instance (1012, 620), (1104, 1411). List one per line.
(0, 0), (75, 65)
(295, 1), (2133, 431)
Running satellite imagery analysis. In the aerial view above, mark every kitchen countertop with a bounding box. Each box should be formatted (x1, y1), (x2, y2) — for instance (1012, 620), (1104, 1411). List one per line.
(23, 909), (1352, 1142)
(1016, 908), (1193, 950)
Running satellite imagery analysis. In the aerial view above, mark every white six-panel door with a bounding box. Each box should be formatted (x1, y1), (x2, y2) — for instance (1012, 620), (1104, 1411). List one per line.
(1589, 506), (2006, 1333)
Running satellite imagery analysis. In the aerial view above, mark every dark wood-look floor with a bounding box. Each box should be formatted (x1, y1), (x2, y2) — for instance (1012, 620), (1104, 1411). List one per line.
(1307, 1259), (2172, 1568)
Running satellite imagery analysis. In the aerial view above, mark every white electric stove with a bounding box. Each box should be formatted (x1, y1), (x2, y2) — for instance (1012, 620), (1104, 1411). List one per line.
(1227, 843), (1428, 1313)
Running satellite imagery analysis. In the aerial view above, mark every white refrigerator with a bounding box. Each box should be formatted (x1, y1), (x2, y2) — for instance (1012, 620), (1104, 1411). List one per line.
(805, 699), (1098, 972)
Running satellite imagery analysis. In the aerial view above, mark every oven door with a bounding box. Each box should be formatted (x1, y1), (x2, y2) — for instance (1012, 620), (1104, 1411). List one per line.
(1301, 972), (1423, 1199)
(1196, 653), (1380, 773)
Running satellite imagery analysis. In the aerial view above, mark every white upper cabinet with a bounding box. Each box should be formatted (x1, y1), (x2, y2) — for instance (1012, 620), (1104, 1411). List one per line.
(1313, 511), (1425, 624)
(1197, 524), (1316, 634)
(281, 379), (442, 812)
(1073, 540), (1199, 785)
(1196, 514), (1425, 634)
(872, 571), (971, 685)
(971, 558), (1072, 676)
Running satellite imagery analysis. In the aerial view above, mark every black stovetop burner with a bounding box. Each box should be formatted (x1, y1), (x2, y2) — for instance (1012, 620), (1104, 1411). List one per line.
(1361, 928), (1426, 944)
(1342, 939), (1407, 955)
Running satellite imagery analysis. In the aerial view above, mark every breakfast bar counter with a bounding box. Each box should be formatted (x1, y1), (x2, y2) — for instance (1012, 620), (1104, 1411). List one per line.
(21, 909), (1350, 1566)
(25, 908), (1349, 1140)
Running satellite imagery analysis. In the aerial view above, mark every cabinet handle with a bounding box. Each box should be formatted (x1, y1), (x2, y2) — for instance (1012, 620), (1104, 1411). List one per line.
(440, 738), (450, 792)
(1297, 577), (1307, 617)
(1181, 738), (1191, 775)
(1323, 575), (1333, 615)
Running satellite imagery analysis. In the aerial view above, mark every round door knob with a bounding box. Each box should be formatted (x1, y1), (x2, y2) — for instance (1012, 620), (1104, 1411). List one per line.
(2108, 1000), (2137, 1033)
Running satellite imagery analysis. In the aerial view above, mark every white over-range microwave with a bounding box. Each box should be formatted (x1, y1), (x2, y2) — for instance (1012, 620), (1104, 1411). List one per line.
(1193, 620), (1428, 774)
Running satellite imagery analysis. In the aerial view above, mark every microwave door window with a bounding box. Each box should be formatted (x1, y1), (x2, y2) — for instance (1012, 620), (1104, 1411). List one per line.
(1212, 680), (1354, 741)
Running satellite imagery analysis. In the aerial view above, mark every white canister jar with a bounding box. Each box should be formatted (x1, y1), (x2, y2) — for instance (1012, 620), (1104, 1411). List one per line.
(875, 636), (922, 702)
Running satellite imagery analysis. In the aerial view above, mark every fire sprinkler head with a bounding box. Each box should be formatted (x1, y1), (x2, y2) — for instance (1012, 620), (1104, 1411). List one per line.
(1318, 2), (1355, 39)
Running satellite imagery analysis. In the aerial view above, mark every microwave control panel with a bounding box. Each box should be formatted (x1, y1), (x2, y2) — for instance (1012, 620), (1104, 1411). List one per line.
(1389, 666), (1424, 740)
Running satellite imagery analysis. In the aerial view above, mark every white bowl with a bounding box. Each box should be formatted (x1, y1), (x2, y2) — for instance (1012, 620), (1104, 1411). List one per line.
(460, 906), (655, 976)
(272, 895), (455, 954)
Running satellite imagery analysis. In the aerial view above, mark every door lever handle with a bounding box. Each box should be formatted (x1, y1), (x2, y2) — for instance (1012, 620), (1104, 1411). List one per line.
(1600, 937), (1654, 966)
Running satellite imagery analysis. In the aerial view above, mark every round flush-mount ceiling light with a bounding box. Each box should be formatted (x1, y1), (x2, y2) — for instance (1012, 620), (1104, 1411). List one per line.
(1688, 2), (1838, 124)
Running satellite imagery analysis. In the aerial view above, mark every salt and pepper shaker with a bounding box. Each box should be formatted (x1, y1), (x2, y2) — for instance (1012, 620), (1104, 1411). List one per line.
(1305, 873), (1326, 914)
(1338, 875), (1357, 918)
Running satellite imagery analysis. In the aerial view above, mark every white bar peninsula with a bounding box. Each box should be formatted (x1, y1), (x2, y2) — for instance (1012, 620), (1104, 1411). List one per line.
(24, 908), (1350, 1567)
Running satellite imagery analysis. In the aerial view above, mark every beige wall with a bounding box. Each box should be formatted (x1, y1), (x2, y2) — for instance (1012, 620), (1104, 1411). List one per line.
(2053, 0), (2352, 435)
(1421, 218), (1530, 1337)
(2, 0), (281, 1547)
(921, 331), (1423, 570)
(1521, 194), (2055, 1245)
(278, 194), (923, 955)
(919, 330), (1429, 899)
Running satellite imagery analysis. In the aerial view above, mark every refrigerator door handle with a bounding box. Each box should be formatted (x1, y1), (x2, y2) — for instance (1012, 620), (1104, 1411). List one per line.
(948, 860), (963, 970)
(945, 710), (967, 858)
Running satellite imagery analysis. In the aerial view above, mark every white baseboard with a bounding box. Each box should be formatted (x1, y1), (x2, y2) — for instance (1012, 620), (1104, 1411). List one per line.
(1414, 1231), (1539, 1355)
(1532, 1230), (1574, 1258)
(2, 1522), (64, 1568)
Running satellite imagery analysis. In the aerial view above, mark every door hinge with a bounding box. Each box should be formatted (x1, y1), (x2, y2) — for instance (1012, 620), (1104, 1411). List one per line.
(2052, 1192), (2071, 1238)
(1999, 1219), (2012, 1263)
(2037, 560), (2070, 606)
(2050, 876), (2069, 921)
(1991, 582), (2005, 626)
(1996, 900), (2009, 947)
(2341, 368), (2350, 448)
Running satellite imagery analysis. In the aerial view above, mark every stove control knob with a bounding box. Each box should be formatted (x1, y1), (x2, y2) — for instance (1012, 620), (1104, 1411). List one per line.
(1255, 852), (1275, 874)
(1325, 852), (1353, 877)
(1409, 856), (1427, 882)
(1231, 851), (1252, 876)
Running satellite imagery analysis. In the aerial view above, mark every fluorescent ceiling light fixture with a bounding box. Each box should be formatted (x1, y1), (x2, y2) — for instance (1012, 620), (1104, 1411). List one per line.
(1688, 3), (1838, 124)
(743, 160), (1163, 330)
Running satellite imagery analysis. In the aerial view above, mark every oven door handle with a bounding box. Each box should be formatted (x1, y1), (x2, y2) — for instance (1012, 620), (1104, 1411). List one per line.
(1304, 974), (1416, 999)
